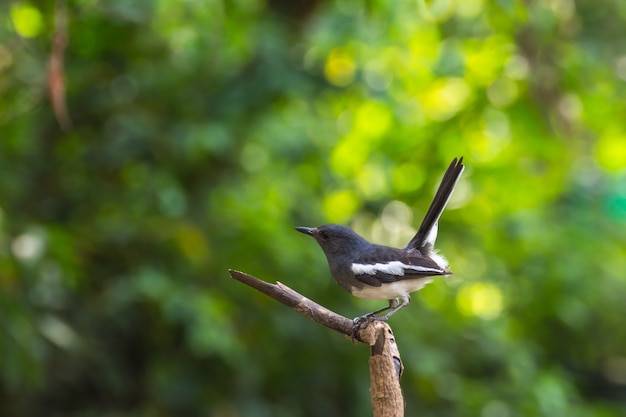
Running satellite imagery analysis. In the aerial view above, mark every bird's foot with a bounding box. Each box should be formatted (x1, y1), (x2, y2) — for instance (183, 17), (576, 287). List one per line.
(350, 313), (389, 341)
(353, 312), (387, 326)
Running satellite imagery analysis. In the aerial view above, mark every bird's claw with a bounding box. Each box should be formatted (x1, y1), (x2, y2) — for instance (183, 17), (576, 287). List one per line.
(353, 312), (387, 326)
(351, 313), (387, 340)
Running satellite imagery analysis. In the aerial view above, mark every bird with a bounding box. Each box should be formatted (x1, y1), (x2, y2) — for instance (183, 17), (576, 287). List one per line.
(296, 157), (464, 321)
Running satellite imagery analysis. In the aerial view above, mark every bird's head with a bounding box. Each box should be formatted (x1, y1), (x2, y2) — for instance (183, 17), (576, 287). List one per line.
(295, 224), (368, 259)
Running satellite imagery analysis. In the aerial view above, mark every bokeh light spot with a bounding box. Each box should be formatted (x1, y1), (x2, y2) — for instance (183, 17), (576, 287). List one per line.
(505, 55), (530, 80)
(469, 109), (511, 162)
(595, 130), (626, 172)
(381, 200), (413, 233)
(323, 190), (359, 224)
(418, 0), (455, 22)
(487, 77), (518, 108)
(464, 37), (512, 85)
(364, 61), (392, 91)
(11, 231), (45, 262)
(240, 143), (269, 172)
(557, 93), (582, 121)
(11, 3), (44, 38)
(421, 77), (472, 120)
(324, 49), (355, 87)
(356, 163), (388, 198)
(353, 101), (392, 139)
(330, 133), (369, 177)
(455, 0), (484, 18)
(39, 315), (81, 351)
(174, 224), (209, 263)
(456, 282), (504, 319)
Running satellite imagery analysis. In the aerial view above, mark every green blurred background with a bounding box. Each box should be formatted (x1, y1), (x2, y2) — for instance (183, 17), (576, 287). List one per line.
(1, 0), (626, 416)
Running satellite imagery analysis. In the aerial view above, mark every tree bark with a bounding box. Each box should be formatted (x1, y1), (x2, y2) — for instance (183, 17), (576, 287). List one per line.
(364, 321), (405, 417)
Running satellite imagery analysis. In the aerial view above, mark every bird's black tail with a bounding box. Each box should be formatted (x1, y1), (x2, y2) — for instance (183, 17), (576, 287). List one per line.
(404, 157), (464, 251)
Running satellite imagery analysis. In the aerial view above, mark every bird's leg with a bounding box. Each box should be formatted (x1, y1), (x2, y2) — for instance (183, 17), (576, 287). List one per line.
(378, 295), (411, 321)
(353, 298), (403, 324)
(370, 298), (398, 316)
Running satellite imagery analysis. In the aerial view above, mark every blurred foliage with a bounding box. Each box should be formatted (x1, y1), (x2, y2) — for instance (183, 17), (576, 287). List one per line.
(1, 0), (626, 416)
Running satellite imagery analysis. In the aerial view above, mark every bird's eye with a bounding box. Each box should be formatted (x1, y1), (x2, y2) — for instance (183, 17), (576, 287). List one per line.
(319, 230), (329, 240)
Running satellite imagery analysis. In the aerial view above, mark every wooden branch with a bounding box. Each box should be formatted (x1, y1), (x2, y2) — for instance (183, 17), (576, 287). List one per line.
(365, 321), (405, 417)
(229, 269), (405, 416)
(229, 269), (356, 338)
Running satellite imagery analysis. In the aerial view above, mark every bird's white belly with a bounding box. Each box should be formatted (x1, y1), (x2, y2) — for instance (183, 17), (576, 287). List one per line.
(350, 278), (434, 300)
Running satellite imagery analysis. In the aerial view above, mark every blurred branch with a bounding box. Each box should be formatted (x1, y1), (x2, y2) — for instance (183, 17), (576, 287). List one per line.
(49, 0), (72, 131)
(229, 269), (405, 417)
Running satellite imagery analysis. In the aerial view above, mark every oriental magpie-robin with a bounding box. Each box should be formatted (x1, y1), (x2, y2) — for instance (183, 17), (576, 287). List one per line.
(296, 157), (464, 321)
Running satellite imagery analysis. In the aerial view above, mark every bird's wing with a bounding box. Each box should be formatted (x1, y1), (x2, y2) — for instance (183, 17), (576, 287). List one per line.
(404, 157), (464, 251)
(351, 248), (450, 285)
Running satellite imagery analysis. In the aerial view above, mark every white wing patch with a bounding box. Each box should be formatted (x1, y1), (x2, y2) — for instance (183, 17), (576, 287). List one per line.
(351, 261), (443, 276)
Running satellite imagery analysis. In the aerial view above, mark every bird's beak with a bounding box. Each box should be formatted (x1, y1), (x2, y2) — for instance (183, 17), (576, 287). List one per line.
(295, 226), (315, 236)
